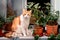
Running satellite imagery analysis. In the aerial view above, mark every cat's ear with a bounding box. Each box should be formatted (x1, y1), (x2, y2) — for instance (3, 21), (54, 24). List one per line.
(29, 10), (32, 13)
(23, 9), (26, 12)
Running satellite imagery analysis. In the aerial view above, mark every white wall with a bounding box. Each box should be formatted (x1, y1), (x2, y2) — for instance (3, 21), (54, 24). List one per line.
(0, 0), (7, 20)
(0, 0), (27, 18)
(51, 0), (60, 25)
(13, 0), (27, 16)
(55, 0), (60, 25)
(55, 0), (60, 11)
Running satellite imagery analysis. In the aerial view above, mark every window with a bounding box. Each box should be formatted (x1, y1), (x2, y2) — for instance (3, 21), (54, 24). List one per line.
(27, 0), (50, 15)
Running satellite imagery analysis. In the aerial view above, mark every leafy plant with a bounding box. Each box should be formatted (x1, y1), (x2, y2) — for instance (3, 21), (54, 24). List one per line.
(48, 34), (56, 40)
(0, 16), (5, 28)
(0, 15), (15, 29)
(48, 34), (60, 40)
(27, 2), (46, 26)
(56, 34), (60, 40)
(34, 35), (39, 40)
(46, 11), (59, 25)
(6, 15), (16, 23)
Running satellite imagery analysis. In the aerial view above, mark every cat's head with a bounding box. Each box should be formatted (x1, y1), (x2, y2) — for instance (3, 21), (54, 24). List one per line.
(22, 9), (32, 19)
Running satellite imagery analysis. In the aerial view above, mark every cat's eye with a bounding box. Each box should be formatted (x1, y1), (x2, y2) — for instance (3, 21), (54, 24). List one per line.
(28, 14), (30, 15)
(24, 14), (26, 15)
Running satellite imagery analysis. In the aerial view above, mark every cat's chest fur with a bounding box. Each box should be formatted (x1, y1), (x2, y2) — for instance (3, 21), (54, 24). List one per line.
(20, 15), (30, 28)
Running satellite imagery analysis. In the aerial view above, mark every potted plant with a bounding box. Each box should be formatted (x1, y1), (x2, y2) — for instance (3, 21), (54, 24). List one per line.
(48, 34), (60, 40)
(27, 2), (47, 37)
(45, 11), (59, 36)
(56, 34), (60, 40)
(3, 16), (15, 32)
(28, 2), (45, 37)
(27, 2), (41, 24)
(0, 15), (5, 37)
(48, 34), (56, 40)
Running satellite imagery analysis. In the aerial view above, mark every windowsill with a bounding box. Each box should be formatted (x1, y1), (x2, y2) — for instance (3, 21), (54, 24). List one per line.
(0, 36), (49, 39)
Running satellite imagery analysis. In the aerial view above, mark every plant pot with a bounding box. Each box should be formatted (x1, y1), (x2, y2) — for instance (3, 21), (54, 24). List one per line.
(0, 29), (4, 37)
(33, 25), (43, 37)
(46, 24), (58, 36)
(3, 22), (12, 31)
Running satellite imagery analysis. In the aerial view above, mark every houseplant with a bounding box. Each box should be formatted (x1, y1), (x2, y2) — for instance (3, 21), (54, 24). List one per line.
(27, 2), (41, 24)
(3, 16), (15, 32)
(0, 15), (5, 37)
(45, 11), (59, 36)
(48, 33), (60, 40)
(27, 2), (46, 36)
(2, 15), (16, 37)
(48, 34), (56, 40)
(34, 35), (39, 40)
(56, 34), (60, 40)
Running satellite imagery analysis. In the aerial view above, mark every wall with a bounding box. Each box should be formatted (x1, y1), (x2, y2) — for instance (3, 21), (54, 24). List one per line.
(55, 0), (60, 25)
(0, 0), (7, 20)
(51, 0), (60, 25)
(0, 0), (27, 18)
(12, 0), (27, 16)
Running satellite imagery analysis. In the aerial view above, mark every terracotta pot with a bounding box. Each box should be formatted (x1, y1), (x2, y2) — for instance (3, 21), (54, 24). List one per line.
(33, 25), (43, 36)
(0, 29), (4, 37)
(46, 24), (58, 36)
(2, 22), (12, 37)
(3, 22), (12, 31)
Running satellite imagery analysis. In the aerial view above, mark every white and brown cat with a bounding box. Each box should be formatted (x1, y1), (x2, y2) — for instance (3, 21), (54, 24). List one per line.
(5, 9), (32, 37)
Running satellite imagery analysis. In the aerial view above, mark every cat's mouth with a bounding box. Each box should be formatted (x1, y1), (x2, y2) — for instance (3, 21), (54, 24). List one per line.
(24, 16), (30, 19)
(24, 17), (29, 19)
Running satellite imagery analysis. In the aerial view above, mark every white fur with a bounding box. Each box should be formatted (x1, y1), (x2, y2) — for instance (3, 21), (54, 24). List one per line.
(20, 15), (30, 36)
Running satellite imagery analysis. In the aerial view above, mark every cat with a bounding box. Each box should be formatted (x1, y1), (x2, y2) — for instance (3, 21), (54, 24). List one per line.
(5, 9), (32, 37)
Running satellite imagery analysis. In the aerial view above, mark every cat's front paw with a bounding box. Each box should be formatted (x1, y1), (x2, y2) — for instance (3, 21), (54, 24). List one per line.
(23, 34), (26, 36)
(26, 31), (33, 36)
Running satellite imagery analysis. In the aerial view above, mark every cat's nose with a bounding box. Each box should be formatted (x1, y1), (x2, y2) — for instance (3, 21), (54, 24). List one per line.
(24, 15), (28, 18)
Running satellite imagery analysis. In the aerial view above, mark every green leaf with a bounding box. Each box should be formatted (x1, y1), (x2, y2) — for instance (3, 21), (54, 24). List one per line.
(57, 34), (60, 40)
(48, 34), (55, 40)
(34, 35), (39, 40)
